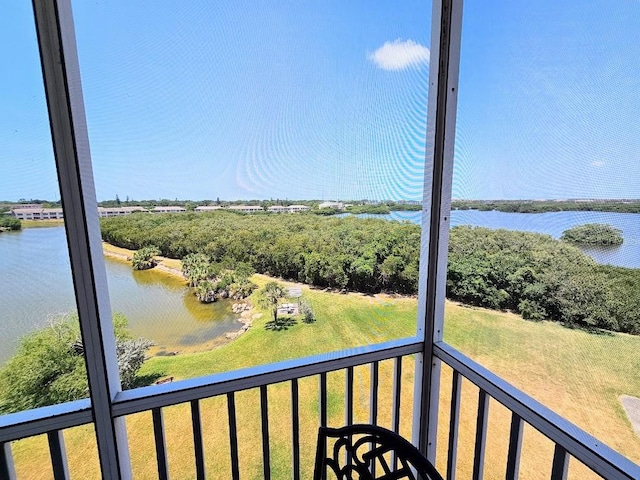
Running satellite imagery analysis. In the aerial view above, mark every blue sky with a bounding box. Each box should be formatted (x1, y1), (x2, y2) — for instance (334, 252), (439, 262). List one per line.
(1, 1), (639, 202)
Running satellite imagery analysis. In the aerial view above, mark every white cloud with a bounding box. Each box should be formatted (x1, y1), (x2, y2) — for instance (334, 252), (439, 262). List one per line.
(591, 161), (605, 167)
(368, 39), (430, 71)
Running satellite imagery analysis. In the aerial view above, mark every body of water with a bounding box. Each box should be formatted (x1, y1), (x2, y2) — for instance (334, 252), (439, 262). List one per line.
(350, 210), (640, 269)
(0, 227), (241, 363)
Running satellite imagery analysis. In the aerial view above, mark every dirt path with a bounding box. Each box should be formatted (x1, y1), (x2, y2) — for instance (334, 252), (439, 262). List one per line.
(621, 395), (640, 436)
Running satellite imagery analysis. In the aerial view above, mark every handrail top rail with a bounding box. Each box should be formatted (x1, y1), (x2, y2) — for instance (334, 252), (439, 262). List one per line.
(113, 338), (422, 416)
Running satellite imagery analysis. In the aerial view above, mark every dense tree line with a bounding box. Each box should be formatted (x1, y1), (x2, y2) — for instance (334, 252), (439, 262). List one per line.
(100, 212), (421, 294)
(100, 213), (640, 335)
(452, 199), (640, 214)
(447, 226), (640, 334)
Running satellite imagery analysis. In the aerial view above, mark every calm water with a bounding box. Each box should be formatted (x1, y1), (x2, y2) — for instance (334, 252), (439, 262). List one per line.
(0, 227), (241, 363)
(356, 210), (640, 269)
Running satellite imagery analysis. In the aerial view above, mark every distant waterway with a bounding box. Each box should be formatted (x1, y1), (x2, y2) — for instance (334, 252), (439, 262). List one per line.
(345, 210), (640, 269)
(0, 226), (241, 364)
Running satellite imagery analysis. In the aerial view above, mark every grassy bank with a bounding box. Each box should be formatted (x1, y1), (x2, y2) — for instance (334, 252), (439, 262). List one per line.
(9, 277), (640, 479)
(20, 219), (65, 228)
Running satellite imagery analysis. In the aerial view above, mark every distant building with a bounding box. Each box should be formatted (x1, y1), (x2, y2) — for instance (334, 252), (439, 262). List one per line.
(12, 207), (42, 220)
(12, 206), (64, 220)
(318, 201), (344, 210)
(228, 205), (264, 213)
(152, 206), (186, 213)
(195, 206), (223, 212)
(41, 208), (64, 220)
(287, 205), (310, 213)
(98, 206), (148, 217)
(267, 205), (289, 214)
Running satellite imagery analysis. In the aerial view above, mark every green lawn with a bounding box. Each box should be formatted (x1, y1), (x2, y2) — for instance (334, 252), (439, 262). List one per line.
(10, 275), (640, 479)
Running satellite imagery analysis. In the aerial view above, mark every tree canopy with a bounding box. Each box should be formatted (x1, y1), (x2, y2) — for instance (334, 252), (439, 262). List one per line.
(100, 213), (640, 335)
(560, 223), (623, 245)
(0, 216), (21, 231)
(447, 226), (640, 334)
(101, 212), (421, 294)
(0, 313), (152, 414)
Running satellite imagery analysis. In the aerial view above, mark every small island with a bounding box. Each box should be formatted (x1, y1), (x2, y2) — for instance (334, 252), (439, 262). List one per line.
(560, 223), (623, 246)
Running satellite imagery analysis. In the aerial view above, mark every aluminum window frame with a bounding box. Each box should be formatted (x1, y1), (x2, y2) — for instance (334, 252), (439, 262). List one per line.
(2, 0), (454, 478)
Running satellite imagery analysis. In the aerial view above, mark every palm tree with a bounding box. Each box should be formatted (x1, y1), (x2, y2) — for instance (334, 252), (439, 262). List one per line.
(131, 246), (161, 270)
(194, 280), (217, 303)
(258, 281), (287, 324)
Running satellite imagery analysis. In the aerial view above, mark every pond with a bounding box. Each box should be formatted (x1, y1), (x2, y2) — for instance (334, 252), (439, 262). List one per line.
(0, 226), (241, 363)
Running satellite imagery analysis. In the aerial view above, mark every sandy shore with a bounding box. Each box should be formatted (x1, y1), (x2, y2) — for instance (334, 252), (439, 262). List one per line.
(102, 242), (186, 280)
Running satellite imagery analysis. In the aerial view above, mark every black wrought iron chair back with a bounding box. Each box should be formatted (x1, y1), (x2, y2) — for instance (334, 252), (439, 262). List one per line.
(313, 424), (445, 480)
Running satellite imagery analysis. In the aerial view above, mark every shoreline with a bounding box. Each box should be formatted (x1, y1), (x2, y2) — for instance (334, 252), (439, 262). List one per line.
(101, 242), (258, 352)
(102, 242), (186, 280)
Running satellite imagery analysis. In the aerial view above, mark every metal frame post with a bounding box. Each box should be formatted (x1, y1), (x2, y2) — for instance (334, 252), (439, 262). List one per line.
(413, 0), (463, 462)
(31, 0), (131, 477)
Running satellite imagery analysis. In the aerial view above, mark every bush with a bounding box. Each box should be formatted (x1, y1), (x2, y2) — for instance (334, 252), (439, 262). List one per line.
(300, 299), (315, 324)
(0, 216), (21, 231)
(0, 313), (152, 414)
(132, 246), (161, 270)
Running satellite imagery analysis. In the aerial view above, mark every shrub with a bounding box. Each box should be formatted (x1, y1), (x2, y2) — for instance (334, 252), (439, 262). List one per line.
(132, 246), (161, 270)
(0, 313), (152, 414)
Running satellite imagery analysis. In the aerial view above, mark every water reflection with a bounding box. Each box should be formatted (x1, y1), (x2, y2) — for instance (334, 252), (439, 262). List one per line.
(106, 258), (242, 354)
(0, 227), (242, 363)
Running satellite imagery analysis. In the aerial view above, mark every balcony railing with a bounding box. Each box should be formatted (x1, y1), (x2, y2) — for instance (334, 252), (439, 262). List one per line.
(1, 339), (638, 479)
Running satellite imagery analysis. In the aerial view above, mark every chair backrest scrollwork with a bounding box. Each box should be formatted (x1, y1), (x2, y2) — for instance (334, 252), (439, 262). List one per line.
(313, 424), (445, 480)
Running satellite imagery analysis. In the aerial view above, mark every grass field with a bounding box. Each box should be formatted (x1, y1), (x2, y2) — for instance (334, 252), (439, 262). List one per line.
(9, 270), (640, 479)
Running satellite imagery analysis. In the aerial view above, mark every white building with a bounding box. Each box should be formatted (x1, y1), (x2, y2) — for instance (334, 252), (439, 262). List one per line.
(287, 204), (310, 213)
(97, 206), (148, 217)
(318, 201), (344, 210)
(267, 205), (289, 213)
(41, 208), (64, 220)
(152, 206), (186, 213)
(195, 205), (223, 212)
(12, 206), (64, 220)
(227, 205), (264, 213)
